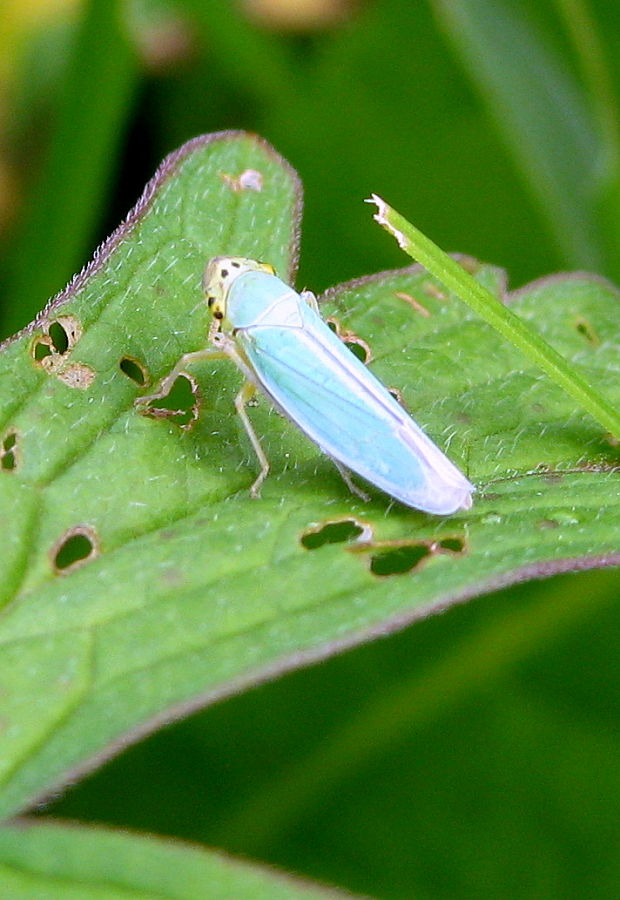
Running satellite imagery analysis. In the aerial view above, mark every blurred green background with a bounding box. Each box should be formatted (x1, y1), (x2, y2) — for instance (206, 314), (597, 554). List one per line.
(2, 0), (620, 896)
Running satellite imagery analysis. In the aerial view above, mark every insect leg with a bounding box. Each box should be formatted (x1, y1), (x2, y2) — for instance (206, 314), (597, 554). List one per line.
(332, 459), (371, 503)
(135, 346), (229, 409)
(234, 380), (270, 498)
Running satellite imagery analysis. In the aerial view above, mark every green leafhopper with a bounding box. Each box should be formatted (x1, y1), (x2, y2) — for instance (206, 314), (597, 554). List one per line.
(141, 258), (474, 515)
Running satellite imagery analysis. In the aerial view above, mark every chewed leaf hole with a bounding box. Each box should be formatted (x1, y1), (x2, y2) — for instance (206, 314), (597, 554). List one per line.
(345, 339), (371, 363)
(435, 535), (466, 554)
(141, 374), (199, 429)
(388, 387), (405, 406)
(301, 518), (370, 550)
(48, 320), (69, 353)
(33, 339), (53, 362)
(120, 356), (148, 386)
(52, 525), (98, 574)
(1, 430), (18, 471)
(326, 318), (373, 363)
(31, 315), (82, 369)
(574, 316), (599, 346)
(370, 543), (432, 577)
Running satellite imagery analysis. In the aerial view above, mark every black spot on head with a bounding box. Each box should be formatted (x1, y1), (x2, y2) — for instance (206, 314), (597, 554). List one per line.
(207, 297), (215, 307)
(220, 268), (229, 278)
(214, 311), (224, 320)
(231, 261), (240, 268)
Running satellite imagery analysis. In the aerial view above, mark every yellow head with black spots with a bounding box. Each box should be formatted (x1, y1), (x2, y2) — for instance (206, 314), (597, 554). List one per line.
(203, 257), (276, 327)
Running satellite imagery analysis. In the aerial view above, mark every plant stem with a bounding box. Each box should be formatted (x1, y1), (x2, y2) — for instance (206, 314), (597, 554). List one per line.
(369, 194), (620, 439)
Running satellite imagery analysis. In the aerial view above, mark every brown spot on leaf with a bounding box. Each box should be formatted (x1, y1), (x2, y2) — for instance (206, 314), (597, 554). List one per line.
(394, 290), (431, 317)
(574, 316), (600, 347)
(422, 281), (448, 302)
(220, 169), (264, 191)
(57, 363), (96, 390)
(537, 518), (559, 530)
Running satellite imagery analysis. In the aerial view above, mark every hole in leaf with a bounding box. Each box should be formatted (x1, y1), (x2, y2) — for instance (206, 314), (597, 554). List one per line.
(345, 339), (370, 363)
(388, 387), (405, 406)
(48, 320), (69, 354)
(574, 316), (599, 346)
(301, 518), (368, 550)
(1, 430), (17, 471)
(141, 374), (199, 429)
(326, 318), (373, 363)
(370, 542), (432, 577)
(53, 525), (98, 574)
(120, 356), (148, 386)
(32, 316), (82, 370)
(436, 535), (466, 554)
(33, 339), (53, 362)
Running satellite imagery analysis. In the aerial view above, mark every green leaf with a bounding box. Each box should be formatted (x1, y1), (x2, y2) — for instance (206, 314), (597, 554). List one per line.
(0, 132), (618, 823)
(0, 821), (345, 898)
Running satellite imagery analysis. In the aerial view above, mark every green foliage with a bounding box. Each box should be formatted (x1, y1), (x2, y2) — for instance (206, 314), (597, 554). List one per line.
(0, 822), (342, 899)
(0, 133), (618, 841)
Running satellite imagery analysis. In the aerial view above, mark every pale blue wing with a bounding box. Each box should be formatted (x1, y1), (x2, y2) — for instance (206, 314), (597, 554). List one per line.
(237, 300), (473, 514)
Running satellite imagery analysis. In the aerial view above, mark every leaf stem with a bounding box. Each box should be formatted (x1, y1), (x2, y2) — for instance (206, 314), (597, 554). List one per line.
(368, 194), (620, 439)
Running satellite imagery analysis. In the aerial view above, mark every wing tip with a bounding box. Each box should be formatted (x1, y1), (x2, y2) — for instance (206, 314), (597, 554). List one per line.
(405, 478), (475, 516)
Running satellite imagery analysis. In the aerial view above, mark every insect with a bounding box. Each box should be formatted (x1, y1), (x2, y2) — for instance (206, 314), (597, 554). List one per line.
(140, 257), (474, 515)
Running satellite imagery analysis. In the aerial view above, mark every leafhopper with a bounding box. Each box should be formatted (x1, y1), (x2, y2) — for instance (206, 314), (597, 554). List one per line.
(141, 257), (474, 515)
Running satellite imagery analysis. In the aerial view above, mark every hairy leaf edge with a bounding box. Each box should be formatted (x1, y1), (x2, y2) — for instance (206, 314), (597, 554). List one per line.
(16, 550), (620, 819)
(0, 131), (303, 352)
